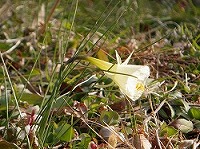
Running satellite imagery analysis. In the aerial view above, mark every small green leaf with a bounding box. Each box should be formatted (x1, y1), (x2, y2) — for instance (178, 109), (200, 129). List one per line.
(122, 127), (133, 135)
(79, 133), (91, 148)
(159, 108), (170, 119)
(54, 123), (74, 142)
(0, 43), (11, 51)
(0, 92), (12, 111)
(188, 107), (200, 120)
(160, 124), (178, 137)
(26, 68), (41, 78)
(15, 92), (43, 105)
(100, 111), (119, 125)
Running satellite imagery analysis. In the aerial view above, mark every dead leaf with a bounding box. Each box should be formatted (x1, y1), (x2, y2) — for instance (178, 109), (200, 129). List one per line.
(97, 49), (109, 62)
(133, 134), (152, 149)
(170, 119), (193, 133)
(108, 133), (118, 149)
(109, 100), (126, 112)
(0, 139), (19, 149)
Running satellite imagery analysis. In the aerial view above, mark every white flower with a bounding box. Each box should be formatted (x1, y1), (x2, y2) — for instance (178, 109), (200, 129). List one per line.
(85, 51), (150, 101)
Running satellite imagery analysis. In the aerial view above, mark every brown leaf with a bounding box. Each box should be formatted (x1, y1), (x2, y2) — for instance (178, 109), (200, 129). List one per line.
(99, 126), (115, 141)
(59, 82), (82, 95)
(97, 49), (109, 62)
(170, 119), (193, 133)
(0, 139), (19, 149)
(133, 134), (152, 149)
(108, 133), (118, 149)
(109, 100), (126, 112)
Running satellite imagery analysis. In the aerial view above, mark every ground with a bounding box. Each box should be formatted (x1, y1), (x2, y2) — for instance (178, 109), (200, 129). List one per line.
(0, 0), (200, 148)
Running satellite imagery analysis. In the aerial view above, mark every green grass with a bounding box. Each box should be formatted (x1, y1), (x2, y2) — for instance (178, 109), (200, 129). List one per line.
(0, 0), (200, 148)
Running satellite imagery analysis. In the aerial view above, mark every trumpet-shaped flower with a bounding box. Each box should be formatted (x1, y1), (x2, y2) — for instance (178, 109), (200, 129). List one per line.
(85, 51), (150, 101)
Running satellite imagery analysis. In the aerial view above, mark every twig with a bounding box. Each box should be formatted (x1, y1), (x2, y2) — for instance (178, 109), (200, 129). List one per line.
(39, 0), (60, 34)
(1, 40), (21, 55)
(153, 99), (166, 114)
(156, 129), (163, 149)
(0, 38), (23, 43)
(193, 139), (200, 149)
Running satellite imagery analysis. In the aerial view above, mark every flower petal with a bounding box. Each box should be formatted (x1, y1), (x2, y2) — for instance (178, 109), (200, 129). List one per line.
(115, 50), (122, 64)
(122, 51), (133, 65)
(86, 57), (113, 71)
(85, 53), (150, 101)
(115, 65), (150, 81)
(112, 73), (145, 101)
